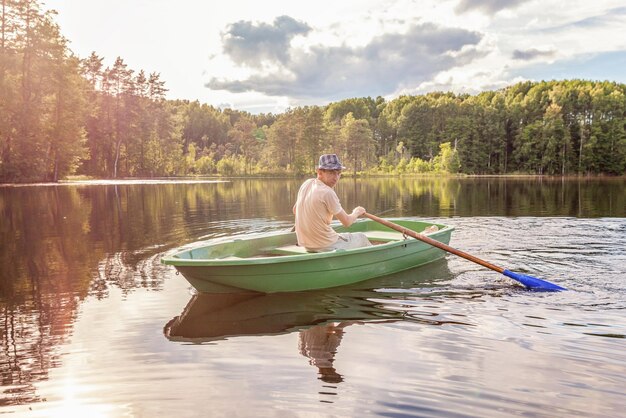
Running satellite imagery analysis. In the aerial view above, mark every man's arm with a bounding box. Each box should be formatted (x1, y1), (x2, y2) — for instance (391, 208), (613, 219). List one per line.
(335, 206), (366, 227)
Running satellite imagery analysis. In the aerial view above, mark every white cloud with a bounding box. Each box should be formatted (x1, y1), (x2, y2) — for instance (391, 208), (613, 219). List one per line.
(221, 16), (312, 68)
(207, 21), (484, 101)
(512, 49), (557, 61)
(455, 0), (532, 15)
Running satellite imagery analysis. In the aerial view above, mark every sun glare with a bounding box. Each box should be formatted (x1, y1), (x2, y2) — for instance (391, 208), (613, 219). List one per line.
(25, 376), (120, 418)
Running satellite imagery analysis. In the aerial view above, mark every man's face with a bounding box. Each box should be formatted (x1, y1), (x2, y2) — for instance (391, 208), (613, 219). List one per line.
(317, 169), (342, 188)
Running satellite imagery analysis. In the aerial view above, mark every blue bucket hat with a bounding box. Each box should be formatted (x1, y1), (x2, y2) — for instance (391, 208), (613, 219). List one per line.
(318, 154), (346, 170)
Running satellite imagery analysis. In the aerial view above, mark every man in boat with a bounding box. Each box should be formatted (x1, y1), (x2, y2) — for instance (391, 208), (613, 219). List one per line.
(293, 154), (372, 252)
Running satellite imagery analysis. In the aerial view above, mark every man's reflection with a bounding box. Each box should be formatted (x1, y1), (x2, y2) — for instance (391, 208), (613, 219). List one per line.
(298, 322), (352, 384)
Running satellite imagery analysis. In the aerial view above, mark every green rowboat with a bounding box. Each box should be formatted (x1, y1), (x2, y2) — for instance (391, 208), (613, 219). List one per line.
(161, 218), (453, 293)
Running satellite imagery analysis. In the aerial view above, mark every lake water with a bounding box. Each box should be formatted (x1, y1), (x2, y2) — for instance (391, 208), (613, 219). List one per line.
(1, 177), (625, 417)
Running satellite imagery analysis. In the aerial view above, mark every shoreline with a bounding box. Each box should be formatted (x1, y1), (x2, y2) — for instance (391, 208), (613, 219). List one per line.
(1, 173), (625, 187)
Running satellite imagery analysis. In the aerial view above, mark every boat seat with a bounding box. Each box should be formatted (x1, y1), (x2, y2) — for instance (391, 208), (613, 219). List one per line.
(271, 231), (406, 255)
(362, 230), (406, 242)
(271, 244), (313, 255)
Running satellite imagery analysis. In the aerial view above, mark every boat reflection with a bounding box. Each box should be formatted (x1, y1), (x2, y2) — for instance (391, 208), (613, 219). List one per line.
(164, 260), (452, 342)
(163, 289), (396, 343)
(164, 261), (452, 382)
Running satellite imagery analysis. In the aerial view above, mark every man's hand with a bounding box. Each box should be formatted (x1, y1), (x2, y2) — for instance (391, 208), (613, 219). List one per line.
(351, 206), (366, 217)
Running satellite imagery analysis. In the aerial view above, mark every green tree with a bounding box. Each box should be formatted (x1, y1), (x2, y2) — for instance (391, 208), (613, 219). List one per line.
(0, 0), (88, 182)
(229, 116), (260, 174)
(340, 113), (374, 175)
(301, 106), (325, 172)
(433, 142), (460, 173)
(265, 110), (300, 172)
(106, 57), (135, 178)
(46, 54), (89, 181)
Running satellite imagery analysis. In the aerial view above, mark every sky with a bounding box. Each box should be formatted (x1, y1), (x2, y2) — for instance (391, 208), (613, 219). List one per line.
(48, 0), (626, 114)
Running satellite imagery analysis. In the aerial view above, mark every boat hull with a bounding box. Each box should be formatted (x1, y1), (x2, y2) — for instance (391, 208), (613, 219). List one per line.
(162, 219), (453, 293)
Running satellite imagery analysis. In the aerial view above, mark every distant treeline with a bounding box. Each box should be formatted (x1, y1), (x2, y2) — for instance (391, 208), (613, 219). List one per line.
(1, 1), (625, 183)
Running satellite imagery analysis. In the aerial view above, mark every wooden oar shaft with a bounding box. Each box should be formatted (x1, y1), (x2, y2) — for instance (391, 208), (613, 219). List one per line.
(363, 213), (505, 274)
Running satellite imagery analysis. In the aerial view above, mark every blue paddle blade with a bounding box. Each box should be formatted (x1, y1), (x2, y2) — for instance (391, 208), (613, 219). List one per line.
(503, 270), (567, 292)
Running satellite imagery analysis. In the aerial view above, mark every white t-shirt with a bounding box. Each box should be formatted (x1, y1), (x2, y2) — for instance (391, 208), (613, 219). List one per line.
(294, 178), (342, 250)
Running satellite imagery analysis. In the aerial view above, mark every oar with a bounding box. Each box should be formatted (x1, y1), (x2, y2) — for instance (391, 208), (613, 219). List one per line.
(363, 213), (566, 292)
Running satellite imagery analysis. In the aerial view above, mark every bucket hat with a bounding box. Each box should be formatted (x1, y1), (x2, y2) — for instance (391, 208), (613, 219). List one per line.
(317, 154), (346, 170)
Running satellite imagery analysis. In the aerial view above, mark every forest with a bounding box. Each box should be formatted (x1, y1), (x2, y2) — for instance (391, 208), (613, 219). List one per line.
(1, 0), (625, 183)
